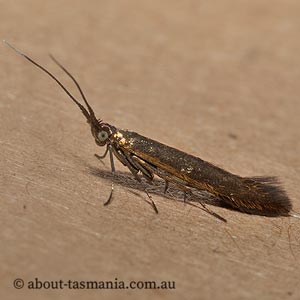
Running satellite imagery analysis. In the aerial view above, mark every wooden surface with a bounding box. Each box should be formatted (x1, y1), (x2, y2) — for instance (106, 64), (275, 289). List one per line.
(1, 1), (300, 299)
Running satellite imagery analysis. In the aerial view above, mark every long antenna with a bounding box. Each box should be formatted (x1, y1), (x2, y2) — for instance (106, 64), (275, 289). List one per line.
(3, 40), (92, 123)
(49, 54), (97, 121)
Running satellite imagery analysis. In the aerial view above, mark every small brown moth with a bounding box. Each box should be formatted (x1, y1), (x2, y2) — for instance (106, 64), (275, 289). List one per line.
(5, 41), (292, 221)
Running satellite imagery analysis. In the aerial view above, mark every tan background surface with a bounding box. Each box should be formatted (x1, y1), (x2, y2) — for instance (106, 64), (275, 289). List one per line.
(1, 1), (300, 299)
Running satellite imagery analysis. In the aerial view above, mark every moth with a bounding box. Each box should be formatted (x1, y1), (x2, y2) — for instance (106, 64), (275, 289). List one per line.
(5, 41), (292, 221)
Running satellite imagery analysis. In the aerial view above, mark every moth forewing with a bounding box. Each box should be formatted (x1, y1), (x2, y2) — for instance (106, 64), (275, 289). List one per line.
(115, 130), (292, 217)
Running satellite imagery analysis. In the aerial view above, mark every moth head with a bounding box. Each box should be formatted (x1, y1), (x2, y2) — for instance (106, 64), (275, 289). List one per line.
(91, 121), (116, 147)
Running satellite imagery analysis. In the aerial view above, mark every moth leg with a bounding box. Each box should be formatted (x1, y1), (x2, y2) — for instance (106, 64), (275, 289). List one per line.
(95, 145), (109, 160)
(124, 155), (158, 213)
(129, 155), (154, 182)
(102, 146), (143, 207)
(103, 145), (115, 206)
(192, 201), (227, 222)
(133, 157), (175, 193)
(171, 184), (226, 222)
(164, 180), (169, 194)
(114, 152), (158, 213)
(111, 148), (141, 182)
(144, 189), (159, 214)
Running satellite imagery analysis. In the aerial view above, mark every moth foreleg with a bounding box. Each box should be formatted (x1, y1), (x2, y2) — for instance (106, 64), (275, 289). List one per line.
(95, 145), (109, 161)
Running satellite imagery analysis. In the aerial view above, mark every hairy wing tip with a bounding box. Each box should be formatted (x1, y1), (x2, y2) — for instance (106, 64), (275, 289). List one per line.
(243, 176), (292, 215)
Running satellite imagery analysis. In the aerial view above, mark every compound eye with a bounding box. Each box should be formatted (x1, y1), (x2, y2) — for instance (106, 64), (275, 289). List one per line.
(98, 130), (109, 142)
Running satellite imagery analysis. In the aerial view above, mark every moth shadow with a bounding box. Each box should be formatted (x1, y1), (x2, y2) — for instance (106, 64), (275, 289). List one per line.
(71, 154), (291, 218)
(87, 165), (226, 209)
